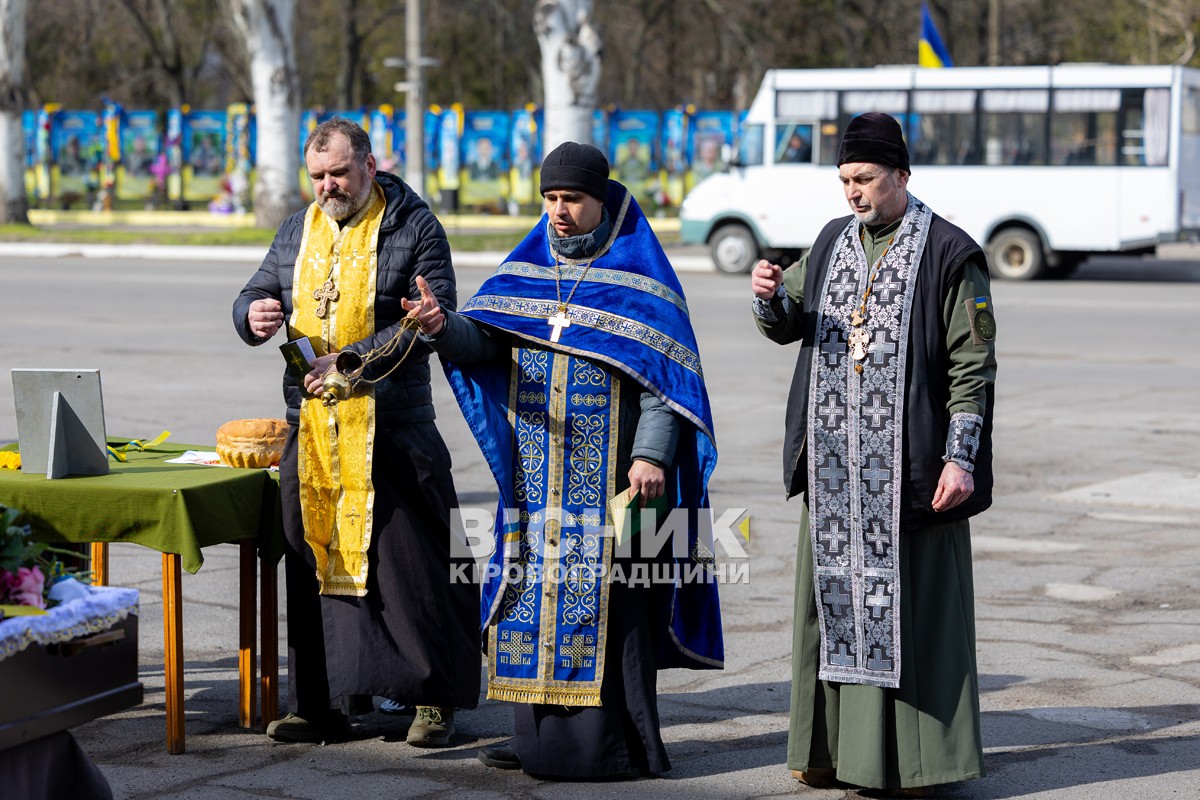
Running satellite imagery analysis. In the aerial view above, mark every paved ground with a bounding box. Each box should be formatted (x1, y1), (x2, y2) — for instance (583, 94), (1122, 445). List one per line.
(1, 250), (1198, 799)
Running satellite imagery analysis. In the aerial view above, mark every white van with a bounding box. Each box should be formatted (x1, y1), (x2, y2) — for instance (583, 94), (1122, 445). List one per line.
(679, 65), (1200, 279)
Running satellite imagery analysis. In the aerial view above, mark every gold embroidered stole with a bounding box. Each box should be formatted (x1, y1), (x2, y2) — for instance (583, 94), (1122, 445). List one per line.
(292, 185), (385, 596)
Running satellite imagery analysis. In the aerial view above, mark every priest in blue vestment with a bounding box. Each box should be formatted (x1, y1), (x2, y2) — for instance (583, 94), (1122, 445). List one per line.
(402, 142), (724, 779)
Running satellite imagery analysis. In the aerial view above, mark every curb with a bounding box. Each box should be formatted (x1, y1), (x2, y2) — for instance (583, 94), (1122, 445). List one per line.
(0, 243), (715, 272)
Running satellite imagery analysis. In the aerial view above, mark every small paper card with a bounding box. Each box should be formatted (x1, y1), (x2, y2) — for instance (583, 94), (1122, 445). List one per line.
(608, 488), (669, 546)
(279, 337), (317, 384)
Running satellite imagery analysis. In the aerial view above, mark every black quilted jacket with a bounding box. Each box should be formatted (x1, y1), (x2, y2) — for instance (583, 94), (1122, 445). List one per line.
(232, 172), (456, 424)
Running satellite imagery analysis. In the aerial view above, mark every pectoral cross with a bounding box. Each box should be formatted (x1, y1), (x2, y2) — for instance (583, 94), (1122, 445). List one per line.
(548, 306), (571, 343)
(313, 279), (339, 319)
(848, 326), (870, 361)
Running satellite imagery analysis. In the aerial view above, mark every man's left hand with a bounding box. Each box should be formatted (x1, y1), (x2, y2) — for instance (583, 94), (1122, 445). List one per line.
(303, 351), (340, 395)
(628, 459), (665, 506)
(932, 461), (974, 512)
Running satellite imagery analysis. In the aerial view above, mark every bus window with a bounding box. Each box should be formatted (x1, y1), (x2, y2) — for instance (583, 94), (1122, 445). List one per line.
(911, 90), (978, 165)
(775, 123), (814, 163)
(1051, 90), (1119, 166)
(982, 89), (1048, 165)
(819, 123), (840, 165)
(1120, 88), (1170, 166)
(734, 124), (765, 166)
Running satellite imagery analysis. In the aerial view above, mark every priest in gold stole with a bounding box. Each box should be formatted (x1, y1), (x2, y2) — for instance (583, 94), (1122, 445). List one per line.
(234, 118), (479, 746)
(405, 143), (724, 778)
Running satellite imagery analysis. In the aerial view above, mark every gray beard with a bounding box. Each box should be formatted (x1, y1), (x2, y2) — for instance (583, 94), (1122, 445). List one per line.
(318, 181), (374, 221)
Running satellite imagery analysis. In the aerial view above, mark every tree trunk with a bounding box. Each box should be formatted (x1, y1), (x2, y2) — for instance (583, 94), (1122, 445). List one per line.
(0, 0), (29, 225)
(225, 0), (302, 229)
(534, 0), (601, 153)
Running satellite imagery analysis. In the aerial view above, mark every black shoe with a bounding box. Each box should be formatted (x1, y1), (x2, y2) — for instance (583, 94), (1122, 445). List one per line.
(478, 742), (521, 770)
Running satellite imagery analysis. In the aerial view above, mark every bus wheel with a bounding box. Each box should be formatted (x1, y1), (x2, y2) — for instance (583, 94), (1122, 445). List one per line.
(988, 228), (1046, 280)
(710, 223), (759, 274)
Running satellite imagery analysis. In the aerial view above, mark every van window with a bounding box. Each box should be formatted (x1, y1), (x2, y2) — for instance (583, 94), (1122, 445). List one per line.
(775, 123), (814, 163)
(735, 124), (765, 166)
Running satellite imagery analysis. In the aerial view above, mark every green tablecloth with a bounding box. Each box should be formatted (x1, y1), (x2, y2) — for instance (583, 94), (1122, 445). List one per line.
(0, 440), (283, 574)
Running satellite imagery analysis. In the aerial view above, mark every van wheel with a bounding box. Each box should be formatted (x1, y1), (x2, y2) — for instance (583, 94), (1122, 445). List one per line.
(710, 223), (759, 274)
(988, 228), (1046, 280)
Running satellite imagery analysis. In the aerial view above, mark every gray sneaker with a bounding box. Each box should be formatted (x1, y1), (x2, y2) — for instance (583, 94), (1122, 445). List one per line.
(406, 706), (455, 747)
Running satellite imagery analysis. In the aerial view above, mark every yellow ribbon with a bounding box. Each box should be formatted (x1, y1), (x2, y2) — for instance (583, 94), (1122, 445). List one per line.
(106, 430), (172, 462)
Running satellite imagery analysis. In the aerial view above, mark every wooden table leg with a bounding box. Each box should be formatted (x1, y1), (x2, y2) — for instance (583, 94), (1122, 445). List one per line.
(162, 552), (185, 754)
(89, 542), (109, 586)
(238, 539), (257, 729)
(260, 553), (279, 729)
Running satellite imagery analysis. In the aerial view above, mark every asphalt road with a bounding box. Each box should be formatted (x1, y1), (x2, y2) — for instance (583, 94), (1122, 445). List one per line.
(1, 251), (1198, 799)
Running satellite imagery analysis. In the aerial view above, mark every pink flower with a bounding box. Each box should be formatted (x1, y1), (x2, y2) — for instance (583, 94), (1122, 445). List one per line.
(6, 566), (46, 609)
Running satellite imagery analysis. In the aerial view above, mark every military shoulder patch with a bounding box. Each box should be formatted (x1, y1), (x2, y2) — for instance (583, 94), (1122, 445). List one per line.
(965, 296), (996, 345)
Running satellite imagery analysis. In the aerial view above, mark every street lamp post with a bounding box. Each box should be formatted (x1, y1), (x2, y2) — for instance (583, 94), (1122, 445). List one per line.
(384, 0), (439, 202)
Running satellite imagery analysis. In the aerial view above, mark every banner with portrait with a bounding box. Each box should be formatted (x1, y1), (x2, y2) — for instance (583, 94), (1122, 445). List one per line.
(459, 110), (510, 208)
(609, 110), (659, 204)
(592, 109), (608, 156)
(438, 105), (462, 194)
(116, 110), (162, 201)
(181, 110), (228, 203)
(298, 109), (320, 201)
(51, 111), (103, 203)
(508, 106), (539, 207)
(369, 105), (397, 174)
(392, 108), (442, 199)
(660, 108), (688, 208)
(687, 110), (735, 191)
(222, 103), (254, 214)
(22, 110), (37, 200)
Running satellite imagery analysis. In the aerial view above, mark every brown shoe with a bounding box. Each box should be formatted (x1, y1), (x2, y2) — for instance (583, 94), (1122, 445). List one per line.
(791, 767), (837, 787)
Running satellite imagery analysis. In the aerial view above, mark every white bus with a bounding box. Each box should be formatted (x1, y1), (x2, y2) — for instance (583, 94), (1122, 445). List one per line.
(679, 64), (1200, 279)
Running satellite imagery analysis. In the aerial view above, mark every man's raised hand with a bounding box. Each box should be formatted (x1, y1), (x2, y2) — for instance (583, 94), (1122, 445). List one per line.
(402, 274), (445, 335)
(751, 259), (784, 299)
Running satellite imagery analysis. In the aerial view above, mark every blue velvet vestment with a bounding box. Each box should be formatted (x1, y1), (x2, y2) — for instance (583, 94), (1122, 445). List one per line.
(444, 182), (723, 703)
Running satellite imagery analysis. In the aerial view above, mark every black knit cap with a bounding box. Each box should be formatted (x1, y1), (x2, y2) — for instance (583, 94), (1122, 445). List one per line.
(836, 112), (910, 172)
(539, 142), (610, 201)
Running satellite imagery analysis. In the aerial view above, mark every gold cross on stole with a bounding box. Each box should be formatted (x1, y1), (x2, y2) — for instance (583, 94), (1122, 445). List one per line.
(313, 280), (339, 319)
(559, 634), (596, 668)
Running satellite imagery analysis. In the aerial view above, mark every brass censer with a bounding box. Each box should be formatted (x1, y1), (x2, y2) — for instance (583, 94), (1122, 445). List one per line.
(319, 316), (422, 406)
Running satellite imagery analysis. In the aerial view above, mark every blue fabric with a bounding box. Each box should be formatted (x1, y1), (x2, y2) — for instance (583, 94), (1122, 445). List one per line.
(444, 181), (723, 671)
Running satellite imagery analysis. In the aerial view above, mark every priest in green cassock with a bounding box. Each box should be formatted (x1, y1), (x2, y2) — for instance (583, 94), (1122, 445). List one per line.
(403, 142), (724, 779)
(751, 113), (996, 796)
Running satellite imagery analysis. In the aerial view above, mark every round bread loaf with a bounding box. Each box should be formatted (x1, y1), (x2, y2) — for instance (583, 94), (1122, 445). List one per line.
(216, 418), (288, 468)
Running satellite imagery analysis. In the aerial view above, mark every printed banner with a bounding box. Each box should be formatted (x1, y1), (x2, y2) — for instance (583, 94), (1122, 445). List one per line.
(116, 110), (163, 201)
(460, 110), (510, 207)
(687, 110), (735, 190)
(51, 111), (104, 202)
(182, 110), (227, 203)
(609, 110), (659, 203)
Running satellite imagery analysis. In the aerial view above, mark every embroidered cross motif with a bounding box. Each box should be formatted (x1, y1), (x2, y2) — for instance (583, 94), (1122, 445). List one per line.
(864, 394), (890, 427)
(822, 582), (852, 616)
(559, 633), (596, 669)
(819, 520), (848, 554)
(313, 280), (339, 319)
(868, 330), (897, 364)
(548, 308), (572, 343)
(818, 457), (848, 491)
(862, 458), (891, 493)
(498, 630), (535, 665)
(874, 270), (902, 302)
(830, 642), (856, 666)
(866, 646), (893, 671)
(865, 521), (889, 555)
(865, 584), (893, 619)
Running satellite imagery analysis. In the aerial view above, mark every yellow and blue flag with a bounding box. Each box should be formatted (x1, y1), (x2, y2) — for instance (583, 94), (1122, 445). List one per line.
(919, 3), (953, 68)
